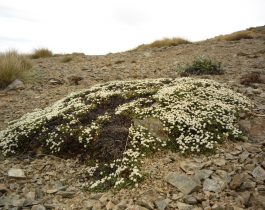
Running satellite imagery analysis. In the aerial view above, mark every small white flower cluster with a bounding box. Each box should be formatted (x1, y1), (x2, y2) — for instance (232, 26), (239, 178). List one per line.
(78, 114), (111, 147)
(0, 78), (169, 155)
(114, 78), (252, 153)
(86, 163), (99, 176)
(115, 98), (154, 116)
(86, 124), (162, 190)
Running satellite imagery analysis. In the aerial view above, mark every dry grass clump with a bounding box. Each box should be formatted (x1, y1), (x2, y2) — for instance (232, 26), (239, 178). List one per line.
(0, 50), (32, 89)
(135, 37), (191, 50)
(31, 48), (53, 59)
(216, 31), (254, 41)
(61, 56), (73, 63)
(240, 72), (265, 86)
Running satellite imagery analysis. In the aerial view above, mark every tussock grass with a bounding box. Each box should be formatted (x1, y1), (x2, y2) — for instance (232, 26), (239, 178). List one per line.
(216, 31), (254, 41)
(0, 51), (32, 89)
(61, 56), (73, 63)
(31, 48), (53, 59)
(135, 37), (191, 50)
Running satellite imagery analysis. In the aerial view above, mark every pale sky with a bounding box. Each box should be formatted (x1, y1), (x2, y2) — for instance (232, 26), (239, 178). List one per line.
(0, 0), (264, 55)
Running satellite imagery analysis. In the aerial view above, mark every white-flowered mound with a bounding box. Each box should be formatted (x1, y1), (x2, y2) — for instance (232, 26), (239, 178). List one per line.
(0, 78), (252, 190)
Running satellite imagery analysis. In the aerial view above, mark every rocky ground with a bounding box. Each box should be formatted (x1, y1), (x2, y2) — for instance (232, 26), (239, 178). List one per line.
(0, 26), (265, 210)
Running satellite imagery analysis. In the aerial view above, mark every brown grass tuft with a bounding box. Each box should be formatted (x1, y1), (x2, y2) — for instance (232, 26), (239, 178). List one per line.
(216, 31), (254, 41)
(0, 50), (32, 89)
(61, 56), (73, 63)
(240, 72), (265, 86)
(135, 37), (191, 50)
(31, 48), (53, 59)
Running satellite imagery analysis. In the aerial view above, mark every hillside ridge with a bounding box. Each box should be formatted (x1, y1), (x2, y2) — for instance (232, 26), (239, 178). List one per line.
(0, 26), (265, 209)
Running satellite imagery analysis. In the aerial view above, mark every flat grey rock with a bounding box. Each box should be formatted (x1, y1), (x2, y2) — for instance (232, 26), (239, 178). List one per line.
(7, 168), (26, 178)
(83, 199), (101, 210)
(31, 204), (46, 210)
(133, 117), (168, 141)
(155, 198), (171, 210)
(252, 166), (265, 180)
(5, 79), (24, 91)
(176, 202), (193, 210)
(203, 178), (222, 193)
(136, 198), (154, 210)
(165, 172), (200, 195)
(194, 169), (213, 181)
(126, 205), (149, 210)
(180, 161), (203, 174)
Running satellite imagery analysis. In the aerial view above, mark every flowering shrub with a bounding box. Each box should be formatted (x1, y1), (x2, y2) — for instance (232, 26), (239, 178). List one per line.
(0, 78), (252, 190)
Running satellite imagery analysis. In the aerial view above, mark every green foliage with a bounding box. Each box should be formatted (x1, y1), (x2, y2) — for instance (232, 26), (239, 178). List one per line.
(31, 48), (53, 59)
(178, 56), (224, 76)
(0, 50), (32, 88)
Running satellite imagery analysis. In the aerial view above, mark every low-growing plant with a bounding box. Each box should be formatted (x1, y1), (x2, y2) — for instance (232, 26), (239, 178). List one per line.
(61, 56), (73, 63)
(215, 31), (254, 41)
(31, 48), (53, 59)
(0, 50), (32, 88)
(135, 37), (191, 50)
(0, 78), (252, 191)
(178, 56), (224, 76)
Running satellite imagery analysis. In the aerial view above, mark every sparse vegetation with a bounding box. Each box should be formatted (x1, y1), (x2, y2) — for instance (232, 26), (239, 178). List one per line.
(31, 48), (53, 59)
(0, 78), (251, 191)
(178, 56), (224, 76)
(61, 56), (73, 63)
(216, 31), (254, 41)
(135, 37), (191, 50)
(0, 50), (32, 89)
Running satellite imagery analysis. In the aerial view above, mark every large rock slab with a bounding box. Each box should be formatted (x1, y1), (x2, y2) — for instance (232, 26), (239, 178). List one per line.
(164, 172), (200, 195)
(133, 117), (168, 141)
(239, 117), (265, 143)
